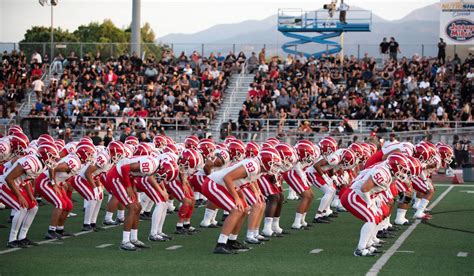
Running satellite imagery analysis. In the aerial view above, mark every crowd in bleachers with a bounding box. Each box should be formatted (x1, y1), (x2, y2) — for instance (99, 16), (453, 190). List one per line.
(238, 50), (474, 136)
(0, 50), (45, 118)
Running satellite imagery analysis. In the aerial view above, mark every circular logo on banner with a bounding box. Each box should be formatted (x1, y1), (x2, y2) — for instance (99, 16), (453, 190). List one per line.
(446, 19), (474, 42)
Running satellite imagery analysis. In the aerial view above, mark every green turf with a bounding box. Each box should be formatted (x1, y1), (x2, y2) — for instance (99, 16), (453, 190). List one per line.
(0, 184), (472, 275)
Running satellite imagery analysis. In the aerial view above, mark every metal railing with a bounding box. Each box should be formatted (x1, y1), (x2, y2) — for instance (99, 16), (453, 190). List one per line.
(0, 42), (445, 63)
(215, 62), (248, 133)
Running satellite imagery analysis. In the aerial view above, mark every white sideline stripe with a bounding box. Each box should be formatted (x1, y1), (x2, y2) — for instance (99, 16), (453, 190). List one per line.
(366, 185), (454, 276)
(395, 251), (414, 253)
(96, 244), (113, 249)
(310, 249), (323, 254)
(457, 252), (468, 257)
(436, 184), (474, 187)
(0, 224), (120, 255)
(165, 245), (182, 250)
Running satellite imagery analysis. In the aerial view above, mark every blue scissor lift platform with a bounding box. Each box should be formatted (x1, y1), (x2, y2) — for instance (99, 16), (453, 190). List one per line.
(278, 9), (372, 58)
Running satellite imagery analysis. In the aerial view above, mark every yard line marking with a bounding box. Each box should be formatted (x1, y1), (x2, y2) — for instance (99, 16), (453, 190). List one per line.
(395, 250), (414, 253)
(0, 224), (120, 255)
(457, 252), (468, 257)
(366, 185), (454, 276)
(460, 190), (474, 194)
(96, 244), (113, 249)
(0, 248), (21, 255)
(310, 249), (323, 254)
(165, 245), (182, 250)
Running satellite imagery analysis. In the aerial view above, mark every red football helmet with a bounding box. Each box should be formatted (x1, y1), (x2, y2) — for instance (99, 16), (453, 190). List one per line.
(165, 136), (175, 146)
(125, 136), (139, 149)
(178, 148), (201, 174)
(401, 142), (415, 156)
(80, 137), (94, 145)
(367, 143), (377, 155)
(214, 148), (230, 166)
(55, 139), (65, 150)
(437, 144), (454, 166)
(184, 135), (199, 150)
(275, 143), (297, 171)
(156, 159), (179, 182)
(38, 134), (54, 145)
(246, 142), (261, 158)
(294, 140), (316, 165)
(108, 141), (125, 163)
(340, 148), (358, 169)
(386, 153), (410, 183)
(163, 143), (179, 156)
(261, 142), (275, 150)
(406, 155), (422, 178)
(258, 148), (282, 175)
(349, 143), (366, 162)
(318, 137), (338, 157)
(227, 140), (246, 162)
(8, 125), (23, 135)
(76, 142), (96, 163)
(153, 135), (168, 149)
(413, 143), (435, 164)
(134, 144), (151, 156)
(265, 137), (280, 147)
(9, 132), (29, 156)
(224, 135), (237, 145)
(37, 142), (60, 168)
(198, 139), (216, 159)
(215, 142), (227, 150)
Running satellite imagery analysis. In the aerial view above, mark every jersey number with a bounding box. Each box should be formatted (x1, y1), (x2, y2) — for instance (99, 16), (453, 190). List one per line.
(142, 162), (150, 173)
(245, 162), (256, 173)
(373, 172), (385, 185)
(0, 144), (6, 154)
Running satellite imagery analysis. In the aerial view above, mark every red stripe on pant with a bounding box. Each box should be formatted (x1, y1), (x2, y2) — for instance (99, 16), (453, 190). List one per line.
(201, 178), (240, 212)
(412, 177), (430, 193)
(34, 173), (73, 211)
(257, 175), (279, 197)
(306, 171), (326, 189)
(134, 177), (165, 203)
(105, 167), (134, 206)
(69, 175), (95, 200)
(340, 190), (381, 224)
(282, 170), (310, 195)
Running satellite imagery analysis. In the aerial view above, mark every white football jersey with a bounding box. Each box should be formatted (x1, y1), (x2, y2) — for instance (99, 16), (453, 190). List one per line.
(0, 138), (13, 164)
(1, 154), (46, 187)
(116, 156), (159, 177)
(79, 149), (112, 178)
(351, 163), (392, 195)
(209, 158), (261, 188)
(44, 153), (82, 184)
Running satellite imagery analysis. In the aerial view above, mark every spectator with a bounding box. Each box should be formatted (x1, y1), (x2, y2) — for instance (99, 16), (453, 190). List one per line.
(459, 135), (471, 167)
(120, 127), (132, 142)
(388, 37), (400, 61)
(247, 52), (258, 73)
(437, 38), (447, 65)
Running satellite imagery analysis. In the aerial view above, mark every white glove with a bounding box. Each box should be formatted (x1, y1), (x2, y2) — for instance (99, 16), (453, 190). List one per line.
(342, 171), (350, 185)
(331, 175), (340, 186)
(294, 164), (307, 183)
(323, 174), (333, 186)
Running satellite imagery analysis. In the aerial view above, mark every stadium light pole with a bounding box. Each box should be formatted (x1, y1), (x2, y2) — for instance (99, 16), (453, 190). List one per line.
(39, 0), (57, 63)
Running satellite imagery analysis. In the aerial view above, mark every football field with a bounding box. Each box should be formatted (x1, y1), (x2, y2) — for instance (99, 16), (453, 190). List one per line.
(0, 183), (473, 275)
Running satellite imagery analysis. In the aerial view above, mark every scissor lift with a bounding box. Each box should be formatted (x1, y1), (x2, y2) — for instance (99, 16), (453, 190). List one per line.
(278, 9), (372, 58)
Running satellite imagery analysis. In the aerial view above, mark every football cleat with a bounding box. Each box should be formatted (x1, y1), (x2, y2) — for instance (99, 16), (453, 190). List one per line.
(119, 241), (137, 251)
(244, 237), (263, 245)
(354, 248), (376, 257)
(148, 234), (167, 242)
(67, 212), (77, 218)
(394, 219), (411, 226)
(387, 226), (400, 232)
(103, 220), (118, 226)
(116, 218), (125, 224)
(7, 240), (27, 248)
(45, 231), (62, 240)
(131, 240), (150, 249)
(82, 225), (93, 232)
(368, 246), (382, 254)
(227, 240), (250, 251)
(200, 223), (218, 228)
(261, 231), (274, 237)
(19, 238), (38, 246)
(159, 233), (173, 240)
(174, 228), (189, 235)
(214, 243), (235, 254)
(291, 224), (304, 230)
(376, 230), (395, 239)
(57, 231), (75, 237)
(372, 242), (384, 248)
(255, 235), (270, 242)
(92, 225), (105, 231)
(327, 212), (339, 218)
(140, 213), (151, 221)
(337, 207), (347, 212)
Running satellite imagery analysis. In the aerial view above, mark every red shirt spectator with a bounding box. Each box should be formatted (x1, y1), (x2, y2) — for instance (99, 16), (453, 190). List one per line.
(137, 107), (149, 118)
(103, 70), (118, 85)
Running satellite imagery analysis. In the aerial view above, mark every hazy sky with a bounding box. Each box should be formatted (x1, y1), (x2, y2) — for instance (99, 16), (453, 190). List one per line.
(1, 0), (439, 42)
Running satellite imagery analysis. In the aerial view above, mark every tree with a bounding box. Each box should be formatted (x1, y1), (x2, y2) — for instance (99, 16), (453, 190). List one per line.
(19, 20), (162, 59)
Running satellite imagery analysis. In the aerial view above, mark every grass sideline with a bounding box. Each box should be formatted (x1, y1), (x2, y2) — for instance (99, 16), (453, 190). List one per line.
(0, 184), (472, 275)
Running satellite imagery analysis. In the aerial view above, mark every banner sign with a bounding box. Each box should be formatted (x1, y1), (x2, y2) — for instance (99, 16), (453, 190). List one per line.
(440, 0), (474, 44)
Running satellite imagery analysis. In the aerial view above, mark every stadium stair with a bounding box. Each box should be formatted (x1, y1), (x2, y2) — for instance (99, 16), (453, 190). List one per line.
(210, 72), (255, 139)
